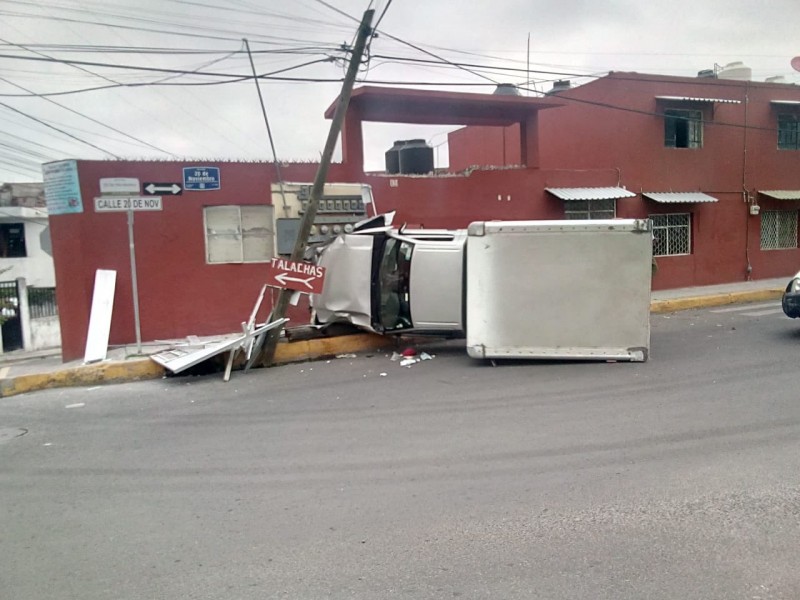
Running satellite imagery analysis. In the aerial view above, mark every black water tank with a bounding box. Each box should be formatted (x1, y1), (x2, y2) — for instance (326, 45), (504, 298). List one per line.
(384, 140), (405, 174)
(398, 139), (434, 175)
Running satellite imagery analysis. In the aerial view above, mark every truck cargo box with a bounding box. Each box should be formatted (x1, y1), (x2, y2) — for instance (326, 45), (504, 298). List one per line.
(465, 219), (652, 362)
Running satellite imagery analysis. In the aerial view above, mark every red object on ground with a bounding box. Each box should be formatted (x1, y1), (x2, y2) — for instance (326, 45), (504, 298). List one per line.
(401, 348), (417, 357)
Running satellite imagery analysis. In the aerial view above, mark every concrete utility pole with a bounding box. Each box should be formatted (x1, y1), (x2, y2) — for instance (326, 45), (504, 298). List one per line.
(257, 8), (375, 367)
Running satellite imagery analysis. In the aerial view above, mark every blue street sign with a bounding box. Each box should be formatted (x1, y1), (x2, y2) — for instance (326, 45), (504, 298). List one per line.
(183, 166), (220, 191)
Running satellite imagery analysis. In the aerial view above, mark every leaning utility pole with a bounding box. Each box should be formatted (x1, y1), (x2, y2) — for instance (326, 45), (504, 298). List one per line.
(258, 8), (375, 367)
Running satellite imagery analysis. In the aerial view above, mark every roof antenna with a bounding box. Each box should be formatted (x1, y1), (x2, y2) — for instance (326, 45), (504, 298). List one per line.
(527, 32), (531, 97)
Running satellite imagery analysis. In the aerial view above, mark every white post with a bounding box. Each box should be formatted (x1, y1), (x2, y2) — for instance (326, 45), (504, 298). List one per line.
(127, 209), (142, 354)
(16, 277), (32, 350)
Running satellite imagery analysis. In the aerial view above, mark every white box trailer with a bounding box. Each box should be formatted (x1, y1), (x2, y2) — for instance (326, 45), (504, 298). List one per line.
(465, 219), (652, 362)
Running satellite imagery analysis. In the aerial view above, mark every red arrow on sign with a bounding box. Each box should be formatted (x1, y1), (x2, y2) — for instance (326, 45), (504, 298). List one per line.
(265, 257), (326, 294)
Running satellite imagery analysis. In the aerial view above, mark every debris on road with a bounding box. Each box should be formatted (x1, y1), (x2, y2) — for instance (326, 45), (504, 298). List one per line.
(399, 351), (434, 368)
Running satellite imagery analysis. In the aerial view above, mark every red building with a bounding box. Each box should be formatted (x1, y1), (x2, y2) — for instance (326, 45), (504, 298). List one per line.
(45, 71), (800, 361)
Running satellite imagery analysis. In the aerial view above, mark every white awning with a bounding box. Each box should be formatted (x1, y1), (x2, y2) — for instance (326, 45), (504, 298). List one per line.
(759, 190), (800, 200)
(655, 95), (741, 105)
(643, 192), (719, 204)
(770, 100), (800, 106)
(545, 187), (636, 201)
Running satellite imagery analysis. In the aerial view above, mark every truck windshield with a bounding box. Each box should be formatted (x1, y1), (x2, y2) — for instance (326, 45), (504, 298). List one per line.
(377, 238), (413, 331)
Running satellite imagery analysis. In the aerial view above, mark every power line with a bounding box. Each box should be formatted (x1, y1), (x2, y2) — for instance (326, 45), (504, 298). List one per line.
(0, 56), (338, 97)
(0, 6), (346, 47)
(311, 0), (500, 85)
(0, 74), (176, 156)
(0, 101), (119, 158)
(0, 129), (72, 155)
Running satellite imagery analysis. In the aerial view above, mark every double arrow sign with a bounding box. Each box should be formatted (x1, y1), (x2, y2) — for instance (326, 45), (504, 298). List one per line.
(143, 182), (182, 195)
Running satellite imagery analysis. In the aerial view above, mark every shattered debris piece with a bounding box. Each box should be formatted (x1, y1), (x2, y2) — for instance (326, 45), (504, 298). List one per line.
(397, 350), (434, 367)
(336, 353), (357, 359)
(379, 372), (388, 377)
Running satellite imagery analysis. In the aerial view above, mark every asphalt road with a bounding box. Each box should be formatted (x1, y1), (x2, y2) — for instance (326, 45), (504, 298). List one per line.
(2, 302), (800, 599)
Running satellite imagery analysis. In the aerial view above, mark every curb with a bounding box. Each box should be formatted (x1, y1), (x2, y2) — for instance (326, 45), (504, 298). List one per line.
(649, 288), (783, 314)
(0, 333), (394, 399)
(0, 291), (786, 398)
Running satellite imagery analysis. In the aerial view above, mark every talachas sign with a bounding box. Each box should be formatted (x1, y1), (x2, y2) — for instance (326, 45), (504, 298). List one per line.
(265, 257), (326, 294)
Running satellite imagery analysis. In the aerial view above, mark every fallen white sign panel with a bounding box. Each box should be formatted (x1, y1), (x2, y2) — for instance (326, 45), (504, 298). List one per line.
(84, 269), (117, 364)
(150, 318), (288, 375)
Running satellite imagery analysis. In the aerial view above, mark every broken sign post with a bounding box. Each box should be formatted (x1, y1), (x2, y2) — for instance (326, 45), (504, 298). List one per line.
(244, 261), (324, 371)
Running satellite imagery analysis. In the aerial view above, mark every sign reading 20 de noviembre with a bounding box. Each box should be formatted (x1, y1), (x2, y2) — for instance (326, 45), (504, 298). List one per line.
(183, 166), (220, 191)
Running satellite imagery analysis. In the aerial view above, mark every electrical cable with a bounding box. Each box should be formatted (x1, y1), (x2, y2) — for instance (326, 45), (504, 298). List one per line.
(0, 6), (345, 47)
(0, 74), (176, 156)
(0, 101), (119, 158)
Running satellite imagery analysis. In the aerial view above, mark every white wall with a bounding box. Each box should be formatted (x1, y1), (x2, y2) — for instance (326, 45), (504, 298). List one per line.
(0, 207), (55, 287)
(29, 315), (61, 351)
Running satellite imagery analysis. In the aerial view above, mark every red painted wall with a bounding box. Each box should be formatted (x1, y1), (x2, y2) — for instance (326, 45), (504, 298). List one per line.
(448, 125), (521, 171)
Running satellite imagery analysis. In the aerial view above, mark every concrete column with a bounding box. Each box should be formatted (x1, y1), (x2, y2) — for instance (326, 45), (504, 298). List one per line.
(340, 111), (364, 177)
(16, 277), (32, 350)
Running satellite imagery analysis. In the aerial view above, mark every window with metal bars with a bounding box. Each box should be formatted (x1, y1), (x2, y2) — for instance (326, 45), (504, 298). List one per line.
(777, 114), (800, 150)
(760, 210), (798, 250)
(563, 198), (616, 220)
(664, 109), (703, 148)
(650, 213), (691, 256)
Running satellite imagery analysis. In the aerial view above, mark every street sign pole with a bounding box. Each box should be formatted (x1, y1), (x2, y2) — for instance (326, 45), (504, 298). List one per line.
(127, 209), (143, 355)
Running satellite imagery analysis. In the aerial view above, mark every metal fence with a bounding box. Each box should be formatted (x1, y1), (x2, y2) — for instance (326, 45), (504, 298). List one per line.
(28, 286), (58, 319)
(0, 280), (18, 318)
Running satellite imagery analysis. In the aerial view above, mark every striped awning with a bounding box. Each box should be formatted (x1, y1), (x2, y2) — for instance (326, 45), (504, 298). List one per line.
(643, 192), (719, 204)
(655, 95), (741, 105)
(759, 190), (800, 200)
(545, 187), (636, 201)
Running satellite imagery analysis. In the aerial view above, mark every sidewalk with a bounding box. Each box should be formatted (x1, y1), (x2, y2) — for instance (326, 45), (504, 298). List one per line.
(0, 277), (788, 398)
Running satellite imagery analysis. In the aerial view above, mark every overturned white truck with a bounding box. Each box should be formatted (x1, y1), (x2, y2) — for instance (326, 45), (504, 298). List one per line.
(310, 214), (653, 362)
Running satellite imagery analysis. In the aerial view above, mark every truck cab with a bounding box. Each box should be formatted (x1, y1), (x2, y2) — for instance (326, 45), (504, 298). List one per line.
(311, 223), (467, 335)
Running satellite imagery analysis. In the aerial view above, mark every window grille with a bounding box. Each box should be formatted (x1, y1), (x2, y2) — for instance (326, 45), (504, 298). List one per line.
(204, 205), (274, 264)
(760, 210), (798, 250)
(28, 287), (58, 319)
(563, 198), (616, 220)
(777, 114), (800, 150)
(664, 109), (703, 148)
(650, 213), (691, 256)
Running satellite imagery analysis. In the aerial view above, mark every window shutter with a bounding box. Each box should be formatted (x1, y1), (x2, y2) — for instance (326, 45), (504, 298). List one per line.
(241, 206), (274, 262)
(205, 206), (243, 263)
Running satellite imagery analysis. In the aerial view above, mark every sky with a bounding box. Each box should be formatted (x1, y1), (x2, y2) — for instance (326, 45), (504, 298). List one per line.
(1, 0), (799, 182)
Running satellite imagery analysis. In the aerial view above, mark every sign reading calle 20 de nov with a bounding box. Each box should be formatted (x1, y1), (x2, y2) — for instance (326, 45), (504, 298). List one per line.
(265, 257), (326, 294)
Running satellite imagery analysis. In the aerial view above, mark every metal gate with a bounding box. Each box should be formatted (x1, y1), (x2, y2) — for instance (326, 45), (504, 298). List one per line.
(0, 280), (23, 352)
